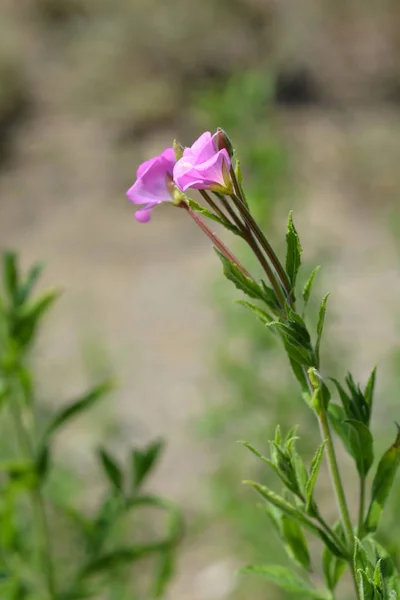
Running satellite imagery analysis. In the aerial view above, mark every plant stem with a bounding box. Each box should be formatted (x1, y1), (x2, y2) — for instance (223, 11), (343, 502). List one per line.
(198, 190), (233, 225)
(318, 407), (360, 599)
(229, 168), (292, 299)
(9, 376), (56, 599)
(318, 409), (353, 549)
(184, 205), (253, 279)
(357, 477), (366, 538)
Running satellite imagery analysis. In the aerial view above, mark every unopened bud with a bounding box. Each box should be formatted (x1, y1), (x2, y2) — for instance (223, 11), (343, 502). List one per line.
(216, 128), (234, 158)
(173, 139), (185, 161)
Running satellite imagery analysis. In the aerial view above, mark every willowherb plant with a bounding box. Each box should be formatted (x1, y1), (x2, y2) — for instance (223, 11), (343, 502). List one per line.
(0, 253), (182, 600)
(128, 129), (400, 599)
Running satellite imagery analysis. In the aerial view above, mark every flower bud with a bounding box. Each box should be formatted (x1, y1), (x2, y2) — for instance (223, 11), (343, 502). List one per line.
(216, 128), (234, 158)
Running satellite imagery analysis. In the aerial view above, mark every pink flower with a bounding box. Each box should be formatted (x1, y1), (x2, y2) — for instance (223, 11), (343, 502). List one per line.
(126, 148), (176, 222)
(173, 131), (232, 194)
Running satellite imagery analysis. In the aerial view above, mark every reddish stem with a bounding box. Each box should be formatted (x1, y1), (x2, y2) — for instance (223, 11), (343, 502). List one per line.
(182, 204), (252, 279)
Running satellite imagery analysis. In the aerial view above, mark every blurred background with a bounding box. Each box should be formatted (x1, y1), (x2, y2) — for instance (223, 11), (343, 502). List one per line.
(1, 0), (400, 598)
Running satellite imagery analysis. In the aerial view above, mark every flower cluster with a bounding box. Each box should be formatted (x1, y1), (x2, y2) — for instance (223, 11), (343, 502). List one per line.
(126, 131), (232, 222)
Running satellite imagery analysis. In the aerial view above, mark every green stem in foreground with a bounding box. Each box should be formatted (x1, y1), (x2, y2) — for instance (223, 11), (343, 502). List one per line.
(318, 408), (360, 599)
(357, 477), (366, 538)
(9, 376), (56, 599)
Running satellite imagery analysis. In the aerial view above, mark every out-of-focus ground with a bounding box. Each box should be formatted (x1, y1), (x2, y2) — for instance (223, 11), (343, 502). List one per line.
(1, 1), (400, 598)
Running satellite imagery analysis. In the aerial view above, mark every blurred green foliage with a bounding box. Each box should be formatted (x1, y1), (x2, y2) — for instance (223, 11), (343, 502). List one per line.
(0, 253), (181, 600)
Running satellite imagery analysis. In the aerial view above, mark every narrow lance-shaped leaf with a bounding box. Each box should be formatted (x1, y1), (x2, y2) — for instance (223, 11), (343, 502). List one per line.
(322, 522), (346, 591)
(2, 252), (18, 304)
(305, 440), (326, 513)
(98, 448), (123, 492)
(344, 419), (374, 477)
(17, 262), (44, 305)
(281, 515), (311, 571)
(43, 380), (114, 439)
(244, 481), (345, 558)
(357, 569), (374, 600)
(240, 565), (331, 599)
(236, 300), (273, 325)
(215, 250), (266, 302)
(186, 198), (240, 235)
(364, 366), (377, 412)
(354, 537), (374, 579)
(132, 439), (164, 491)
(328, 404), (353, 456)
(315, 293), (330, 368)
(15, 290), (61, 348)
(365, 424), (400, 533)
(302, 266), (320, 310)
(285, 211), (302, 293)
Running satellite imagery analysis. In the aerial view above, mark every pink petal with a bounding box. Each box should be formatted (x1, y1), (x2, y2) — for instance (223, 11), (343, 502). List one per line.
(135, 207), (153, 223)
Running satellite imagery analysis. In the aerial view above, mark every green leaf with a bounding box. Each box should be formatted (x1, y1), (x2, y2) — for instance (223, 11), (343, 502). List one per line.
(216, 250), (267, 302)
(36, 446), (50, 481)
(236, 300), (272, 324)
(373, 559), (384, 591)
(289, 358), (309, 392)
(292, 447), (308, 498)
(354, 538), (374, 579)
(82, 545), (162, 575)
(240, 564), (331, 599)
(285, 211), (302, 292)
(365, 424), (400, 533)
(308, 368), (331, 415)
(186, 198), (240, 235)
(328, 404), (353, 455)
(98, 448), (123, 492)
(364, 367), (377, 411)
(15, 290), (60, 348)
(302, 266), (320, 310)
(17, 262), (44, 306)
(152, 549), (175, 598)
(322, 522), (346, 591)
(132, 439), (164, 491)
(244, 480), (345, 558)
(344, 419), (374, 477)
(260, 281), (281, 312)
(357, 569), (374, 600)
(281, 516), (311, 571)
(328, 405), (374, 476)
(268, 322), (314, 366)
(315, 293), (330, 368)
(43, 380), (114, 439)
(2, 252), (18, 304)
(372, 541), (400, 595)
(305, 441), (326, 513)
